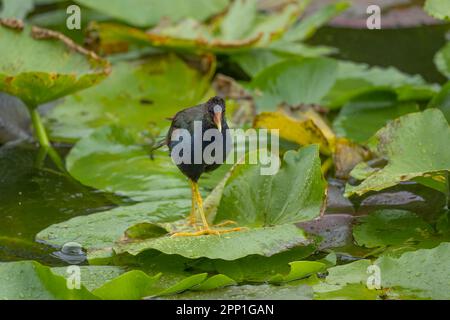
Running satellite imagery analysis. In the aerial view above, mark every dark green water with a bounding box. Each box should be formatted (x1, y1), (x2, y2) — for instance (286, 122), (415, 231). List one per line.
(308, 24), (450, 84)
(0, 143), (122, 265)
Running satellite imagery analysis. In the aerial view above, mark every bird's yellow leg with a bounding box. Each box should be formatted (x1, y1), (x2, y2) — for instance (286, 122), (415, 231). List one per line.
(188, 180), (197, 227)
(172, 181), (247, 237)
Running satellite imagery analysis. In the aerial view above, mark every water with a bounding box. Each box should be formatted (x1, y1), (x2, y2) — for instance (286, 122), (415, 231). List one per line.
(0, 142), (122, 265)
(307, 24), (450, 84)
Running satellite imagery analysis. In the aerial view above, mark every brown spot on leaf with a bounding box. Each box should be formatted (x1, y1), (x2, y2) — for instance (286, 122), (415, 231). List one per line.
(0, 18), (24, 31)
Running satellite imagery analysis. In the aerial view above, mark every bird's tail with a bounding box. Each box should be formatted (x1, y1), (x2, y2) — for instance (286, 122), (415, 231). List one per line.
(149, 138), (167, 160)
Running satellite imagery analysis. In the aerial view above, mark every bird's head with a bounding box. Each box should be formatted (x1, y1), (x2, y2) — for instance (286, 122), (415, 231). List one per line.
(205, 96), (226, 133)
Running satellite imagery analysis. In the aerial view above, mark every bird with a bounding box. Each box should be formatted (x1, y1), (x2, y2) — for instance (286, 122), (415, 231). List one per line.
(159, 96), (245, 237)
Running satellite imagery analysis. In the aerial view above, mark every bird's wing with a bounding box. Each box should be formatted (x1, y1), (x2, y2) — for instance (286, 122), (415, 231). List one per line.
(165, 105), (204, 145)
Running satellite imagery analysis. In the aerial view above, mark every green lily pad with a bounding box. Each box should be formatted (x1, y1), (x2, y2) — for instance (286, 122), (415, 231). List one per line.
(269, 261), (326, 283)
(87, 1), (302, 55)
(434, 42), (450, 79)
(162, 283), (314, 300)
(353, 210), (434, 249)
(65, 125), (189, 202)
(114, 224), (312, 261)
(92, 270), (161, 300)
(232, 45), (334, 78)
(428, 81), (450, 123)
(191, 274), (236, 291)
(250, 57), (338, 111)
(0, 261), (97, 300)
(74, 0), (230, 28)
(230, 2), (350, 78)
(209, 246), (315, 283)
(424, 0), (450, 21)
(0, 23), (110, 108)
(51, 266), (126, 291)
(47, 54), (213, 142)
(282, 1), (349, 43)
(36, 201), (188, 261)
(322, 61), (437, 109)
(125, 223), (169, 240)
(346, 109), (450, 197)
(333, 90), (419, 143)
(215, 145), (326, 227)
(322, 243), (450, 299)
(378, 242), (450, 299)
(0, 0), (34, 19)
(314, 283), (381, 300)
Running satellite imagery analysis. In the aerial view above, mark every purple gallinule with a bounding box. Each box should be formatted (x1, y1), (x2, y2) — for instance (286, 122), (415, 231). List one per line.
(161, 96), (245, 236)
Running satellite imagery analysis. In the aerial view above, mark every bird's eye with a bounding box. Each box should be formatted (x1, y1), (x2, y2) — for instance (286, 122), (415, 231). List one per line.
(213, 105), (222, 114)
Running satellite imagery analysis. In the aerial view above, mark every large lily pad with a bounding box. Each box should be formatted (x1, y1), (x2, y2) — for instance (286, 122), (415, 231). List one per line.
(0, 0), (34, 19)
(353, 210), (434, 249)
(250, 57), (338, 111)
(0, 23), (110, 108)
(333, 90), (419, 143)
(322, 61), (438, 109)
(428, 81), (450, 122)
(51, 265), (126, 291)
(214, 145), (326, 227)
(36, 201), (188, 261)
(75, 0), (230, 28)
(114, 224), (312, 261)
(424, 0), (450, 21)
(65, 125), (189, 202)
(0, 261), (96, 300)
(346, 109), (450, 197)
(322, 242), (450, 299)
(434, 42), (450, 79)
(376, 242), (450, 299)
(282, 1), (349, 43)
(47, 54), (213, 142)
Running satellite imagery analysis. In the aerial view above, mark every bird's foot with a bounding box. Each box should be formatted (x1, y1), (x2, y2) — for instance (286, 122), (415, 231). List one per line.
(214, 220), (238, 227)
(171, 226), (247, 237)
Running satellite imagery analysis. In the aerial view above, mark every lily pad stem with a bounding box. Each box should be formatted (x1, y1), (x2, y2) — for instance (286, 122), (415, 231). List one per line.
(30, 108), (50, 149)
(29, 107), (65, 171)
